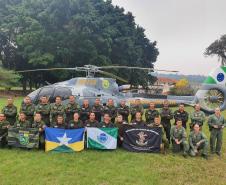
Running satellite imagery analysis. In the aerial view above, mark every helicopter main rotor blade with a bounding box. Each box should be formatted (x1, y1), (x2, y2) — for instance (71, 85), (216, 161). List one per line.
(16, 68), (85, 73)
(97, 70), (128, 83)
(98, 66), (178, 73)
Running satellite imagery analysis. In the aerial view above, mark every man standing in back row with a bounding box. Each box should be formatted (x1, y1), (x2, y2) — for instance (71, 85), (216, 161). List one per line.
(160, 100), (173, 143)
(174, 103), (189, 129)
(35, 96), (51, 126)
(190, 104), (205, 130)
(117, 100), (130, 122)
(2, 97), (17, 126)
(208, 107), (225, 156)
(20, 96), (35, 124)
(65, 95), (80, 123)
(92, 98), (103, 122)
(103, 99), (117, 123)
(145, 102), (159, 124)
(50, 96), (65, 124)
(130, 99), (144, 121)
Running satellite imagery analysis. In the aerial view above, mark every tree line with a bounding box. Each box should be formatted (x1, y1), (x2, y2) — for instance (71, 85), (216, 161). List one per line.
(0, 0), (159, 90)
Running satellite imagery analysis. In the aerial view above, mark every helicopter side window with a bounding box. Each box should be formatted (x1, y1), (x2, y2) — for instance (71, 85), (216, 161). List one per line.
(38, 87), (55, 103)
(53, 87), (72, 100)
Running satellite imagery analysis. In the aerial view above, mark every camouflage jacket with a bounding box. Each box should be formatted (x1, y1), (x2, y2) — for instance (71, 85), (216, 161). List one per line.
(68, 120), (84, 129)
(145, 109), (159, 124)
(51, 122), (67, 129)
(65, 102), (80, 116)
(2, 105), (17, 118)
(14, 120), (31, 129)
(131, 120), (146, 127)
(0, 120), (9, 129)
(160, 107), (173, 124)
(130, 105), (144, 116)
(50, 103), (65, 121)
(35, 103), (51, 116)
(20, 103), (35, 117)
(103, 105), (117, 118)
(117, 105), (130, 120)
(150, 123), (167, 142)
(85, 120), (100, 127)
(100, 122), (116, 128)
(31, 120), (45, 129)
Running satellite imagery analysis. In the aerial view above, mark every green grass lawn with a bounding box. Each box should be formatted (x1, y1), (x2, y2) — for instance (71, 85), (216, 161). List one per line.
(0, 97), (226, 185)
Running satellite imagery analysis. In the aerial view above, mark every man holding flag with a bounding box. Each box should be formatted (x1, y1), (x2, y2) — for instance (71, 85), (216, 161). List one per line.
(86, 113), (118, 150)
(100, 113), (116, 128)
(51, 115), (67, 129)
(85, 112), (100, 127)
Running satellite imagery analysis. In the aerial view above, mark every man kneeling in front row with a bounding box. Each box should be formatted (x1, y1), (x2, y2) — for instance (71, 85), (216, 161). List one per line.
(149, 116), (169, 154)
(170, 119), (189, 157)
(189, 124), (208, 159)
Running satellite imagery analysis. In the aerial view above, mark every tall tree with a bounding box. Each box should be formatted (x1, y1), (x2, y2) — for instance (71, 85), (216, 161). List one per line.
(0, 67), (20, 88)
(0, 0), (159, 88)
(204, 34), (226, 66)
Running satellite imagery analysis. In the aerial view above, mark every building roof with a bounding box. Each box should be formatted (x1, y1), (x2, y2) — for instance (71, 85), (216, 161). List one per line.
(157, 77), (178, 84)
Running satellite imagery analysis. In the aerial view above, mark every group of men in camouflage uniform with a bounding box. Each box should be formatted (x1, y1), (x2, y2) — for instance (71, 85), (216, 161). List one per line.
(0, 96), (225, 159)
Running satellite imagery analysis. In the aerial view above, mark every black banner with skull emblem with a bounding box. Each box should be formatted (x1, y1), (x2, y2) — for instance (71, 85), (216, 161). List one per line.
(122, 125), (162, 153)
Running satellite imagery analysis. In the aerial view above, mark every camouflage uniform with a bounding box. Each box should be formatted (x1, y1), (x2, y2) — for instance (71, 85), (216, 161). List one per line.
(50, 103), (65, 124)
(150, 122), (169, 150)
(100, 121), (116, 128)
(14, 120), (31, 129)
(20, 103), (35, 124)
(35, 103), (51, 126)
(103, 105), (117, 123)
(117, 105), (130, 122)
(160, 107), (173, 143)
(2, 105), (17, 126)
(130, 105), (144, 121)
(68, 120), (84, 129)
(65, 102), (80, 123)
(208, 114), (225, 154)
(80, 106), (91, 122)
(145, 109), (159, 124)
(0, 120), (9, 129)
(32, 120), (46, 149)
(190, 110), (206, 129)
(84, 119), (100, 128)
(32, 120), (45, 129)
(0, 120), (10, 147)
(131, 120), (146, 127)
(51, 122), (67, 129)
(189, 131), (208, 157)
(174, 110), (189, 129)
(115, 121), (127, 146)
(92, 104), (104, 122)
(170, 125), (189, 154)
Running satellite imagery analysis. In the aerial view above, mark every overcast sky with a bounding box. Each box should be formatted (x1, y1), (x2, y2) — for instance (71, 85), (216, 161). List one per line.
(111, 0), (226, 75)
